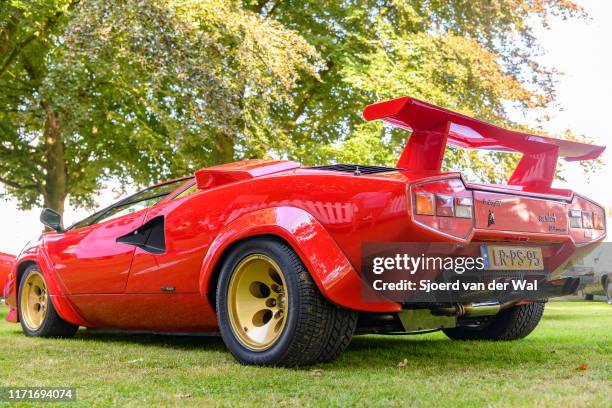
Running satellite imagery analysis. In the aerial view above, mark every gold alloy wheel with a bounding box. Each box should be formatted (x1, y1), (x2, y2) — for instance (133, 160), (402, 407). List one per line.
(228, 254), (289, 351)
(20, 271), (48, 331)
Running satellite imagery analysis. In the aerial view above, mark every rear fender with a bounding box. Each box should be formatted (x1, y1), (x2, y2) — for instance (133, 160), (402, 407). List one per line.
(199, 206), (400, 313)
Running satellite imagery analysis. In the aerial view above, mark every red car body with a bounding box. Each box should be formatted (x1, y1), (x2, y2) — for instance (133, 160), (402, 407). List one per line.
(4, 96), (606, 333)
(0, 252), (14, 298)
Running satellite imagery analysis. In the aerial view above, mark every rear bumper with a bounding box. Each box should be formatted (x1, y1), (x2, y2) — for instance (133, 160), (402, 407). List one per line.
(394, 273), (580, 307)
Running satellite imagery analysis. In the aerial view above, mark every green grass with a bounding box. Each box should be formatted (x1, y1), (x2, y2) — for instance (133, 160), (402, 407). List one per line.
(0, 301), (610, 407)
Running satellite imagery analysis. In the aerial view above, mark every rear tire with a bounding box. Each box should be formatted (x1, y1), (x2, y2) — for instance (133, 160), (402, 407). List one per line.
(584, 293), (594, 301)
(18, 265), (79, 338)
(216, 238), (357, 366)
(443, 302), (544, 341)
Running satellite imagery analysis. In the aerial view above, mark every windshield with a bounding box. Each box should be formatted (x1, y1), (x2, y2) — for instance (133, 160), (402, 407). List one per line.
(68, 178), (193, 230)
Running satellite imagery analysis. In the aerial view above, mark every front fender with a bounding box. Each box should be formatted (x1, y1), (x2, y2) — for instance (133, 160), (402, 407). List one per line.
(199, 206), (400, 313)
(6, 243), (90, 327)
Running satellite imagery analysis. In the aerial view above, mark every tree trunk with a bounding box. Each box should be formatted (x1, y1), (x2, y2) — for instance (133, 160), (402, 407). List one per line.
(212, 129), (234, 165)
(42, 111), (67, 217)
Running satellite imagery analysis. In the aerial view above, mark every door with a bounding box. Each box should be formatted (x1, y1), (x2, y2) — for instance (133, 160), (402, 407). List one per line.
(45, 209), (148, 294)
(45, 178), (192, 294)
(124, 182), (204, 294)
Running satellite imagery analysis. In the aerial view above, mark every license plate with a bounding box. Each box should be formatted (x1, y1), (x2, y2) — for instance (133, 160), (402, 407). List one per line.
(481, 245), (544, 271)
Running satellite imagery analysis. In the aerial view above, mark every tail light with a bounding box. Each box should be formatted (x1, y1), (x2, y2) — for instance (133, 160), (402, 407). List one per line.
(569, 209), (582, 228)
(569, 208), (604, 230)
(415, 192), (435, 215)
(414, 192), (473, 219)
(411, 179), (474, 240)
(594, 212), (605, 230)
(569, 196), (606, 243)
(582, 211), (593, 229)
(435, 195), (454, 217)
(455, 197), (474, 219)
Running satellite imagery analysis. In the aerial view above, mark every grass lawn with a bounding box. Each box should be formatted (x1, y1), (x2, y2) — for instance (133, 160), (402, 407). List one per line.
(0, 301), (610, 407)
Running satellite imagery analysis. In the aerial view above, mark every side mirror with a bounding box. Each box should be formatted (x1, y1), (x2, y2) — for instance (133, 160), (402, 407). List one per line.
(40, 208), (64, 233)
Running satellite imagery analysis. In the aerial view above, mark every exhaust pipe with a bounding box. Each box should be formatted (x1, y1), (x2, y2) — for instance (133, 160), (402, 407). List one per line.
(433, 301), (515, 317)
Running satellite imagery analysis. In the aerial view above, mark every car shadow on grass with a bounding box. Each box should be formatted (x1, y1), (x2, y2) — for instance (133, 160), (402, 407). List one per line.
(72, 329), (227, 352)
(49, 328), (558, 371)
(540, 314), (583, 321)
(334, 334), (558, 370)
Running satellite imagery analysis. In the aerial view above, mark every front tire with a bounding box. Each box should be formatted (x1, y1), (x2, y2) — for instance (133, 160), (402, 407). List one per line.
(216, 238), (357, 366)
(18, 265), (79, 338)
(443, 302), (544, 341)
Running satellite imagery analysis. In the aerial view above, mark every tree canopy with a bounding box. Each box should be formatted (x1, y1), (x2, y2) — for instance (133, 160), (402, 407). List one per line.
(0, 0), (319, 213)
(0, 0), (588, 216)
(245, 0), (585, 182)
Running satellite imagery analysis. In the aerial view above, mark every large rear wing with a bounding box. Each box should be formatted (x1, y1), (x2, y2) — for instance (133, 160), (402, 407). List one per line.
(363, 96), (605, 189)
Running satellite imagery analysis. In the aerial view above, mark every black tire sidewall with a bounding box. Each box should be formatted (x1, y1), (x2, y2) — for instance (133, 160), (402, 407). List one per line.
(216, 239), (303, 365)
(444, 302), (544, 341)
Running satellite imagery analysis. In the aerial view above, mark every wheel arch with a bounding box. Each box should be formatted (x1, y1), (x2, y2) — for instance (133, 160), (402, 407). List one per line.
(7, 260), (39, 322)
(15, 260), (37, 284)
(9, 256), (89, 327)
(205, 234), (287, 312)
(198, 206), (400, 313)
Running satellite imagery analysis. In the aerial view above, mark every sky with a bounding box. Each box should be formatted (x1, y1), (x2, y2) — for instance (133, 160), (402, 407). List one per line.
(520, 0), (612, 208)
(0, 0), (611, 254)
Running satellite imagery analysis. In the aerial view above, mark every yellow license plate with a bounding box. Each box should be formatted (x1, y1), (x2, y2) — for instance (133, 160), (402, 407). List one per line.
(481, 245), (544, 271)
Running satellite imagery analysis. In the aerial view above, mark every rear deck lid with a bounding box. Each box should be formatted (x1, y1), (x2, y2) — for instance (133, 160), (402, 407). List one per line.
(473, 191), (569, 234)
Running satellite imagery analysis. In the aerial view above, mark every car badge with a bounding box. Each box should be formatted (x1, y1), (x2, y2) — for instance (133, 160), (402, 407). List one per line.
(488, 210), (495, 226)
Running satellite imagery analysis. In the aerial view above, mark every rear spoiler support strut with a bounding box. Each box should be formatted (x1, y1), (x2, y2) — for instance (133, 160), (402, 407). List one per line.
(507, 146), (559, 189)
(397, 122), (450, 172)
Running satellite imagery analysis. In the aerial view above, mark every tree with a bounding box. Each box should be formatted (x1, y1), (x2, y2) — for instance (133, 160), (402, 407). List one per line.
(0, 0), (78, 213)
(245, 0), (585, 183)
(0, 0), (590, 217)
(0, 0), (319, 216)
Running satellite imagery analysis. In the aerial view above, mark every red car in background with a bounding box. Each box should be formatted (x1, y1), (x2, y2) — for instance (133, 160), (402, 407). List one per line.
(0, 252), (14, 298)
(3, 97), (606, 366)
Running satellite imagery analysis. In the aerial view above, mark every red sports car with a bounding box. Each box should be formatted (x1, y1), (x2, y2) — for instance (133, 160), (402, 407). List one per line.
(4, 97), (606, 366)
(0, 252), (14, 298)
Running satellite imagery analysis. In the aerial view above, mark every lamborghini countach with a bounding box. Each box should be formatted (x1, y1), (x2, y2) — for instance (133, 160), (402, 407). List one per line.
(4, 97), (606, 366)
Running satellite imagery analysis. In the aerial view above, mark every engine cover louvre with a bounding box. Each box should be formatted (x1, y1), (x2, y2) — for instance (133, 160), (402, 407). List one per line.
(309, 164), (400, 174)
